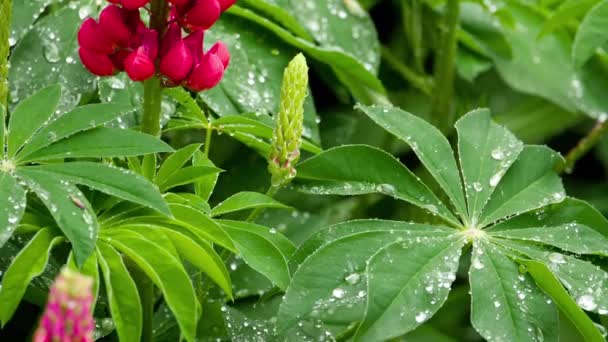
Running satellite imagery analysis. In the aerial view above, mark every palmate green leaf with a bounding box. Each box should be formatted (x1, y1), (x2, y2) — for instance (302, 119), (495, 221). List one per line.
(9, 0), (54, 46)
(491, 223), (608, 256)
(218, 220), (295, 290)
(357, 104), (467, 220)
(15, 103), (135, 161)
(24, 162), (170, 216)
(469, 242), (558, 342)
(295, 145), (460, 226)
(155, 144), (202, 185)
(158, 166), (222, 192)
(520, 259), (606, 342)
(573, 0), (608, 67)
(458, 2), (512, 58)
(107, 235), (198, 342)
(17, 168), (97, 266)
(0, 172), (26, 247)
(278, 220), (455, 334)
(97, 242), (142, 342)
(478, 146), (565, 227)
(105, 228), (180, 260)
(496, 239), (608, 316)
(0, 229), (63, 326)
(211, 191), (290, 217)
(169, 203), (236, 252)
(455, 109), (523, 225)
(20, 127), (174, 162)
(192, 151), (220, 202)
(539, 0), (600, 37)
(163, 88), (208, 125)
(9, 2), (97, 112)
(353, 236), (464, 342)
(7, 84), (60, 157)
(238, 0), (313, 40)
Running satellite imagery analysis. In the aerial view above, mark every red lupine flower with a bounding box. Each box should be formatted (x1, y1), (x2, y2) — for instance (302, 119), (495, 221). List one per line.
(218, 0), (237, 11)
(106, 0), (150, 10)
(79, 48), (116, 76)
(98, 5), (143, 48)
(33, 268), (94, 342)
(160, 24), (194, 83)
(186, 52), (225, 91)
(172, 0), (222, 31)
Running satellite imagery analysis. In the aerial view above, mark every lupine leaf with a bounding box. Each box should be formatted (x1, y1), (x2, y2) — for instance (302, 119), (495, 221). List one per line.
(97, 242), (143, 342)
(169, 203), (236, 251)
(155, 144), (202, 185)
(573, 0), (608, 67)
(295, 145), (460, 226)
(192, 151), (221, 202)
(158, 166), (222, 192)
(0, 172), (26, 248)
(0, 229), (63, 326)
(211, 192), (290, 217)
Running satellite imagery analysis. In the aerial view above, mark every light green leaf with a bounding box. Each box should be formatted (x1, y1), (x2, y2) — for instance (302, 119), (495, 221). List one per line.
(26, 162), (170, 216)
(9, 4), (96, 112)
(105, 228), (180, 260)
(192, 151), (220, 202)
(21, 127), (174, 162)
(97, 242), (142, 342)
(0, 229), (63, 326)
(296, 145), (460, 226)
(520, 259), (606, 342)
(9, 0), (54, 46)
(479, 146), (564, 227)
(169, 203), (236, 252)
(158, 166), (222, 192)
(489, 197), (608, 237)
(491, 223), (608, 256)
(211, 192), (290, 217)
(357, 104), (467, 219)
(17, 168), (98, 266)
(278, 221), (454, 333)
(354, 236), (464, 342)
(219, 220), (294, 290)
(163, 88), (208, 125)
(108, 235), (198, 342)
(155, 144), (202, 185)
(7, 85), (61, 157)
(469, 242), (558, 342)
(539, 0), (600, 37)
(238, 0), (313, 40)
(456, 109), (523, 225)
(15, 103), (135, 161)
(573, 0), (608, 67)
(0, 172), (26, 247)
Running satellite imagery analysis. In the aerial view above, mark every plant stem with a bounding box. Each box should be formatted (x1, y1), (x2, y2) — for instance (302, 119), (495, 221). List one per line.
(561, 118), (608, 174)
(246, 185), (279, 222)
(402, 0), (424, 73)
(381, 46), (433, 96)
(430, 0), (460, 132)
(204, 123), (213, 156)
(0, 0), (10, 108)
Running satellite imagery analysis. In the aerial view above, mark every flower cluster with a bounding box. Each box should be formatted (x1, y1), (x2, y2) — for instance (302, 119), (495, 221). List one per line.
(78, 0), (235, 91)
(33, 268), (95, 342)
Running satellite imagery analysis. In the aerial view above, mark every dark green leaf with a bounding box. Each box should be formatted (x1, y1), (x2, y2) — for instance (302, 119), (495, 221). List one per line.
(573, 0), (608, 66)
(192, 151), (220, 202)
(211, 191), (290, 217)
(158, 166), (222, 192)
(0, 172), (26, 247)
(155, 144), (202, 186)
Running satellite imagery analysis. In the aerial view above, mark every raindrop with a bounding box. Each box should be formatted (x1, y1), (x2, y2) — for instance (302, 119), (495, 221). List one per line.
(489, 171), (504, 187)
(548, 253), (566, 264)
(414, 311), (428, 323)
(577, 295), (597, 311)
(491, 149), (505, 161)
(344, 273), (360, 285)
(473, 182), (483, 192)
(332, 288), (346, 299)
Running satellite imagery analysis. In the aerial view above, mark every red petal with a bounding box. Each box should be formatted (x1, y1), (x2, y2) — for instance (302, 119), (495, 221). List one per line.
(184, 30), (204, 65)
(185, 52), (224, 91)
(110, 50), (130, 71)
(125, 47), (156, 81)
(218, 0), (237, 11)
(139, 28), (159, 59)
(78, 19), (114, 54)
(79, 48), (116, 76)
(121, 0), (150, 9)
(160, 23), (182, 58)
(208, 41), (230, 68)
(168, 0), (190, 5)
(180, 0), (221, 30)
(160, 40), (193, 83)
(99, 5), (132, 47)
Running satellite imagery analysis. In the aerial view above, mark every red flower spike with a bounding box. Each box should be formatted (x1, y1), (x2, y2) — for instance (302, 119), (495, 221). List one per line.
(139, 28), (159, 60)
(208, 41), (230, 68)
(179, 0), (221, 31)
(185, 52), (225, 91)
(184, 29), (204, 65)
(168, 0), (190, 5)
(160, 23), (182, 58)
(78, 19), (114, 54)
(121, 0), (150, 10)
(125, 47), (156, 81)
(79, 48), (116, 76)
(99, 5), (134, 47)
(160, 26), (193, 83)
(218, 0), (237, 11)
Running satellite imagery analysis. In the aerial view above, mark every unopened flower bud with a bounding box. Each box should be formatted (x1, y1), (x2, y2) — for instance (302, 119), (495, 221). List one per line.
(33, 268), (94, 342)
(268, 53), (308, 188)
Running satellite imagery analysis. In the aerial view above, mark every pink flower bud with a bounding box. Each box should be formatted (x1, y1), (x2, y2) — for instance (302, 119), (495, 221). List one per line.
(79, 48), (116, 76)
(218, 0), (237, 11)
(160, 26), (194, 83)
(208, 41), (230, 68)
(185, 52), (225, 91)
(33, 268), (94, 342)
(78, 19), (115, 54)
(121, 0), (150, 10)
(178, 0), (221, 31)
(125, 46), (156, 81)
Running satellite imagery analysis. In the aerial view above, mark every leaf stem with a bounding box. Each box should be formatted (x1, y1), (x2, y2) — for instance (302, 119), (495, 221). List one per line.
(204, 123), (213, 156)
(561, 118), (608, 173)
(431, 0), (460, 132)
(381, 46), (433, 96)
(246, 185), (279, 222)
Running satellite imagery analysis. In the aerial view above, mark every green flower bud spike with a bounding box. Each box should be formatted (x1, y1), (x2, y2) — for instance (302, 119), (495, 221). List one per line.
(268, 53), (308, 189)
